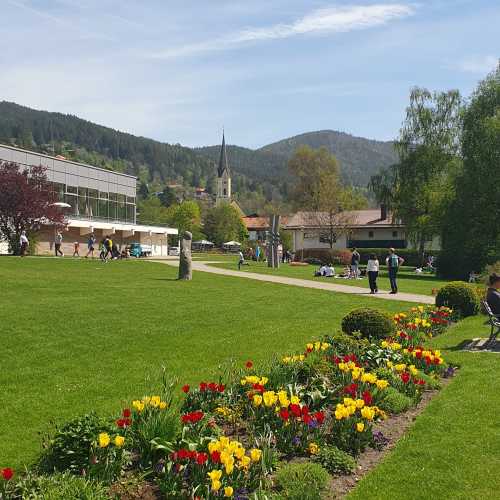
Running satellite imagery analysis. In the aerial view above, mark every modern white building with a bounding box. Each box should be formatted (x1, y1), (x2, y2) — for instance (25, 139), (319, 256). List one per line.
(0, 144), (177, 256)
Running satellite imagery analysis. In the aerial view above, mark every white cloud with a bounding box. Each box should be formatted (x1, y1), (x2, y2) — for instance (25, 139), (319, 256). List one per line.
(456, 55), (499, 74)
(149, 3), (416, 59)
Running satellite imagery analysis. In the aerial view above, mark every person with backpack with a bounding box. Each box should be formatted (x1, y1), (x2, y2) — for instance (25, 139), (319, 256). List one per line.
(350, 248), (360, 278)
(386, 248), (405, 294)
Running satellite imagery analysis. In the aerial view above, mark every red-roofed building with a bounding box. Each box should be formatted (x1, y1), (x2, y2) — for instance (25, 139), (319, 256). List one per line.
(243, 215), (290, 242)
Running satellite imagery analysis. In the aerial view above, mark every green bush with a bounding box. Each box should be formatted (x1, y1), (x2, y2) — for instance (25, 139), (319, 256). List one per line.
(313, 445), (355, 475)
(38, 413), (115, 474)
(15, 471), (108, 500)
(379, 386), (413, 414)
(275, 462), (330, 500)
(435, 282), (480, 317)
(341, 308), (395, 340)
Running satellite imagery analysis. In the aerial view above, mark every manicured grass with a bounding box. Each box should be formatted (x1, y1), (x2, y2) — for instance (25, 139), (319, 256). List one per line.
(192, 252), (236, 261)
(0, 257), (408, 469)
(208, 260), (452, 296)
(349, 316), (500, 500)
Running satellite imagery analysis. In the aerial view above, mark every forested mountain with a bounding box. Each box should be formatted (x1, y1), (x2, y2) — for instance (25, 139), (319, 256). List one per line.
(0, 101), (397, 210)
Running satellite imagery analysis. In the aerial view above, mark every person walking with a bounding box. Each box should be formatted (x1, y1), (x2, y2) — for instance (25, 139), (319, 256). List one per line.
(19, 231), (29, 257)
(350, 248), (360, 278)
(367, 253), (379, 294)
(85, 233), (96, 258)
(238, 250), (245, 270)
(73, 241), (80, 257)
(54, 231), (64, 257)
(386, 248), (404, 294)
(104, 236), (113, 259)
(99, 238), (107, 261)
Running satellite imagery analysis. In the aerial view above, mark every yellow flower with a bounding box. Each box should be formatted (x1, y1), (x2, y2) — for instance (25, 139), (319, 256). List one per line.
(250, 448), (262, 462)
(260, 377), (268, 385)
(234, 446), (245, 460)
(381, 340), (389, 348)
(409, 365), (418, 376)
(263, 391), (277, 407)
(253, 394), (263, 407)
(282, 356), (291, 364)
(321, 342), (330, 350)
(225, 460), (234, 475)
(395, 363), (406, 372)
(376, 379), (389, 390)
(132, 400), (144, 413)
(356, 422), (365, 432)
(98, 433), (110, 448)
(208, 441), (221, 454)
(290, 395), (300, 405)
(361, 407), (375, 421)
(114, 435), (125, 448)
(306, 343), (314, 351)
(208, 470), (223, 482)
(211, 480), (222, 492)
(308, 442), (319, 455)
(239, 456), (251, 469)
(224, 486), (234, 497)
(240, 378), (247, 385)
(355, 399), (365, 409)
(159, 401), (167, 410)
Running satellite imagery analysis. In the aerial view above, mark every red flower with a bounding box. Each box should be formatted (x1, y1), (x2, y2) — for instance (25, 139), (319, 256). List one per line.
(343, 354), (350, 362)
(401, 372), (410, 384)
(301, 405), (310, 416)
(199, 382), (207, 392)
(289, 404), (301, 417)
(333, 356), (341, 364)
(279, 409), (290, 421)
(252, 383), (265, 393)
(415, 379), (425, 386)
(211, 451), (221, 463)
(344, 383), (358, 396)
(362, 391), (373, 406)
(122, 408), (131, 418)
(196, 452), (208, 465)
(415, 350), (422, 359)
(177, 448), (190, 460)
(217, 384), (225, 393)
(182, 384), (190, 393)
(303, 414), (312, 425)
(181, 410), (204, 424)
(208, 382), (218, 392)
(245, 360), (253, 369)
(1, 468), (13, 481)
(116, 418), (127, 428)
(314, 411), (325, 424)
(425, 356), (432, 366)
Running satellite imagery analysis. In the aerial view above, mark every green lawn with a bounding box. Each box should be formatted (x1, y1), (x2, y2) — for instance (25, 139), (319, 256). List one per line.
(349, 316), (500, 500)
(208, 260), (452, 296)
(0, 257), (407, 469)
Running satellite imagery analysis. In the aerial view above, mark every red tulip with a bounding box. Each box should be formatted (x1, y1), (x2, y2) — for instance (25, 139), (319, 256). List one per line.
(1, 468), (13, 481)
(245, 360), (253, 369)
(279, 409), (290, 421)
(122, 408), (131, 418)
(211, 451), (221, 463)
(182, 384), (190, 393)
(196, 452), (208, 465)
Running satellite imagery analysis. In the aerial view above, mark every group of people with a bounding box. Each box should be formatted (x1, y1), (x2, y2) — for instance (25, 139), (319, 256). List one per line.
(315, 248), (405, 294)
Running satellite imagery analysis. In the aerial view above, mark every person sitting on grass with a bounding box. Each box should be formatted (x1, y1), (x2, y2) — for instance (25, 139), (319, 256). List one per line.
(486, 273), (500, 315)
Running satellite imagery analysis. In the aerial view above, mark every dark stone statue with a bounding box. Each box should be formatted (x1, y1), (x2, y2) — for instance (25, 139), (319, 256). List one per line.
(178, 231), (193, 280)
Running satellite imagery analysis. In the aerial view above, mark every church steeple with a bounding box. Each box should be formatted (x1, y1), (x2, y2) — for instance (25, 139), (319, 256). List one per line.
(217, 131), (230, 177)
(216, 131), (232, 205)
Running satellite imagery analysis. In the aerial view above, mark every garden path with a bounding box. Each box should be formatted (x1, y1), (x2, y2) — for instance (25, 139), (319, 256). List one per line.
(155, 260), (434, 305)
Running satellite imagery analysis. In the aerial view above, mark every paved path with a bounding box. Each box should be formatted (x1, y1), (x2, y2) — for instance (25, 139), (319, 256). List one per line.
(154, 260), (434, 305)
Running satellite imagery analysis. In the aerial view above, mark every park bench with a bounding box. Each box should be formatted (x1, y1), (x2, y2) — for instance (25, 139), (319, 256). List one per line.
(482, 300), (500, 343)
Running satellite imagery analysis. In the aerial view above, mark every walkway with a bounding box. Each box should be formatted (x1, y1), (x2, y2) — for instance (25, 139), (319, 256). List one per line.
(154, 260), (434, 304)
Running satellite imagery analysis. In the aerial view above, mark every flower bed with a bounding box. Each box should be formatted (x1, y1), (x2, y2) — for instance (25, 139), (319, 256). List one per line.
(1, 305), (454, 499)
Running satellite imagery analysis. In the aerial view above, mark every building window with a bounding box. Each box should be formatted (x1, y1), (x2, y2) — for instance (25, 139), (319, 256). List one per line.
(223, 188), (227, 196)
(392, 231), (398, 238)
(319, 232), (336, 244)
(368, 231), (374, 238)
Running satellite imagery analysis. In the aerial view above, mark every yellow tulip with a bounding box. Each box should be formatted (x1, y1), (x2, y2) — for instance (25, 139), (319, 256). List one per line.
(290, 395), (300, 405)
(250, 448), (262, 462)
(211, 480), (222, 491)
(308, 442), (319, 455)
(253, 394), (263, 407)
(159, 401), (167, 410)
(114, 435), (125, 448)
(207, 470), (223, 482)
(224, 486), (234, 497)
(356, 422), (365, 432)
(98, 433), (110, 448)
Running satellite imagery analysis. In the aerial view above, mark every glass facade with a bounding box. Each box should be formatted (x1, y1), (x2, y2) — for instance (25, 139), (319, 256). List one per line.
(52, 182), (136, 224)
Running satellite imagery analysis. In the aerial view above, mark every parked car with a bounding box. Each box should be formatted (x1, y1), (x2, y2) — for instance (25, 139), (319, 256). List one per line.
(126, 243), (152, 258)
(168, 247), (180, 256)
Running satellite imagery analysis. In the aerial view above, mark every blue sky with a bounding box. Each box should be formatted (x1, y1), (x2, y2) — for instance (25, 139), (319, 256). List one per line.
(1, 0), (498, 148)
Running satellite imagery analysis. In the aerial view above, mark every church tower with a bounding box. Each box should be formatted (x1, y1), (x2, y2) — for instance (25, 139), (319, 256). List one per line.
(216, 132), (231, 205)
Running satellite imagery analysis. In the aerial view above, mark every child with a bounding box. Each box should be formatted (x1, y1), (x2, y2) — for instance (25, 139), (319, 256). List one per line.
(73, 241), (80, 257)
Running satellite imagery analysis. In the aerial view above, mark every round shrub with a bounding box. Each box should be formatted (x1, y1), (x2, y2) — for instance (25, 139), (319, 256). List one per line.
(313, 445), (355, 475)
(379, 387), (413, 414)
(435, 282), (479, 317)
(341, 308), (395, 340)
(275, 462), (329, 500)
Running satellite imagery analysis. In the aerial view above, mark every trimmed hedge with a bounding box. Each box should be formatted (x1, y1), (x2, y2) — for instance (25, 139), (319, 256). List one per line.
(341, 308), (395, 340)
(435, 282), (480, 317)
(275, 462), (330, 500)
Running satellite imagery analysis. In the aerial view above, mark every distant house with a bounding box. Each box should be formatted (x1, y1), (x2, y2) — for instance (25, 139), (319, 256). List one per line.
(243, 215), (290, 242)
(284, 206), (411, 251)
(194, 187), (209, 200)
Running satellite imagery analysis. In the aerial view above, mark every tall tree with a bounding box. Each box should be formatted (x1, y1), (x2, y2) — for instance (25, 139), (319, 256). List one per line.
(166, 201), (203, 240)
(204, 204), (248, 246)
(370, 88), (463, 262)
(0, 162), (65, 254)
(440, 63), (500, 278)
(288, 146), (356, 248)
(137, 197), (169, 225)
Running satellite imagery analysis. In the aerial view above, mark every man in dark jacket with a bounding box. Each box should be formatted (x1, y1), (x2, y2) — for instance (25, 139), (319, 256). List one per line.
(486, 273), (500, 315)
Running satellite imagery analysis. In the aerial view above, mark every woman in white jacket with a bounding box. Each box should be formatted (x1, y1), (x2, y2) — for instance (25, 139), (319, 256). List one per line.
(367, 253), (379, 294)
